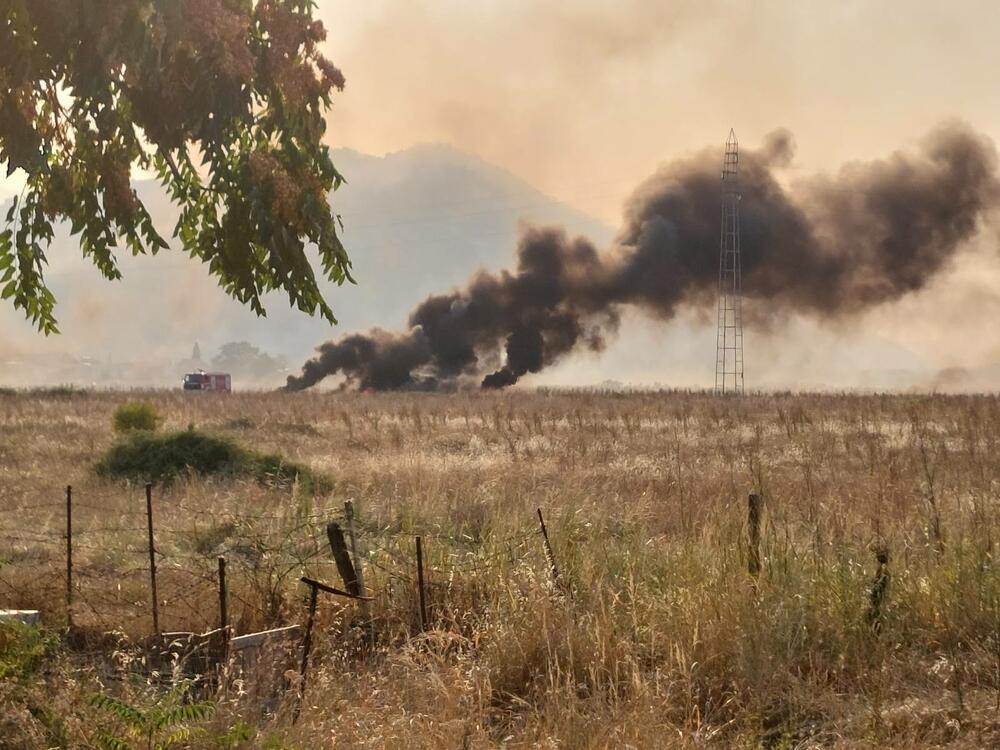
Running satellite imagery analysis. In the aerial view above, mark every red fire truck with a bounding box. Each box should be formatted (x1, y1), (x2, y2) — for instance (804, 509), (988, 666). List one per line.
(182, 371), (232, 392)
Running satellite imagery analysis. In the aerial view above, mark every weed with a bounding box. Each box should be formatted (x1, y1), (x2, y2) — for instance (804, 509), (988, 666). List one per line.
(91, 681), (215, 750)
(0, 622), (55, 682)
(113, 401), (160, 434)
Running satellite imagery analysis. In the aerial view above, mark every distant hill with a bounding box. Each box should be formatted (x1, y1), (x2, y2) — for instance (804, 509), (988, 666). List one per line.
(0, 145), (614, 387)
(324, 144), (614, 331)
(4, 145), (987, 393)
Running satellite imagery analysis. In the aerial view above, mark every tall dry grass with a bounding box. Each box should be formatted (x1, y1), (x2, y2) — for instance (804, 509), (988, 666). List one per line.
(2, 388), (1000, 747)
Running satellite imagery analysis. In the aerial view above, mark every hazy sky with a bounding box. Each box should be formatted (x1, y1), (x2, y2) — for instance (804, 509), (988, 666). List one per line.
(2, 1), (1000, 389)
(322, 0), (1000, 222)
(314, 0), (1000, 389)
(4, 1), (999, 220)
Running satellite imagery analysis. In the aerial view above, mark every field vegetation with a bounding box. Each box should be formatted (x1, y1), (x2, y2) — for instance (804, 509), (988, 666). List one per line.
(2, 388), (1000, 748)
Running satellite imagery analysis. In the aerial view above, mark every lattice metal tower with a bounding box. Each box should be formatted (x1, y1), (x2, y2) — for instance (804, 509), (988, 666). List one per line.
(715, 129), (744, 395)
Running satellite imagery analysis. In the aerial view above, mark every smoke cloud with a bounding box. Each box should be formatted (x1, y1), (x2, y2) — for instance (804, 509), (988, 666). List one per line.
(287, 122), (999, 391)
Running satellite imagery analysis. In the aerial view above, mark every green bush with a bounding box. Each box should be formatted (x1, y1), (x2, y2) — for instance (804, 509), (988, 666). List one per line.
(94, 428), (331, 492)
(0, 622), (55, 683)
(112, 401), (160, 434)
(91, 681), (215, 750)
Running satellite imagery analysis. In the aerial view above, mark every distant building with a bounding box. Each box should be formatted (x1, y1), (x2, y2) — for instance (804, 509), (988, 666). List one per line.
(175, 342), (207, 379)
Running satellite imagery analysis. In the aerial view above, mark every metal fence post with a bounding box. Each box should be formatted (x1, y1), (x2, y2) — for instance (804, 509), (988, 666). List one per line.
(145, 483), (160, 635)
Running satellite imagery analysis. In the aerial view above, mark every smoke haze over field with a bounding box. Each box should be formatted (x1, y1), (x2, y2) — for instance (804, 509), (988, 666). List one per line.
(286, 123), (1000, 391)
(0, 146), (614, 387)
(5, 0), (1000, 391)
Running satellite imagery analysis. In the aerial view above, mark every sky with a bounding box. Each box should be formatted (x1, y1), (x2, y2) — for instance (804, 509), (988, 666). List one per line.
(320, 0), (1000, 223)
(309, 0), (1000, 387)
(2, 0), (1000, 390)
(4, 0), (999, 216)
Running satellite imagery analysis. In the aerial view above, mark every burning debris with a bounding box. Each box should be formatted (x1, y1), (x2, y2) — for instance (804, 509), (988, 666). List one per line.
(287, 123), (999, 391)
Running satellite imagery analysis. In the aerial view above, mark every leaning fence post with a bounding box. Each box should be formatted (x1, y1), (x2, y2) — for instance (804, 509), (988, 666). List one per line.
(537, 508), (560, 585)
(217, 555), (229, 656)
(145, 482), (160, 635)
(325, 522), (359, 595)
(748, 493), (762, 578)
(65, 485), (73, 628)
(415, 535), (428, 631)
(292, 577), (372, 720)
(293, 581), (320, 723)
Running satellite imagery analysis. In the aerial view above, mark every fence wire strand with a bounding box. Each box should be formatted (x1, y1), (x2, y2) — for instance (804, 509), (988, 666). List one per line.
(1, 486), (550, 634)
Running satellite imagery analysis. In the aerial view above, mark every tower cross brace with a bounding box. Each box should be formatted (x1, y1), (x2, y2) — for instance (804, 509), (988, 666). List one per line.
(715, 129), (744, 395)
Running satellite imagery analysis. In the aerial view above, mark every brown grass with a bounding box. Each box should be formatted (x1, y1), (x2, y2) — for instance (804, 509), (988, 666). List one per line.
(3, 388), (1000, 748)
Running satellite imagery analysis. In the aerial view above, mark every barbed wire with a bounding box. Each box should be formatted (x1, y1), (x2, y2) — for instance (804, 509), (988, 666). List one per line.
(0, 527), (542, 567)
(0, 483), (557, 635)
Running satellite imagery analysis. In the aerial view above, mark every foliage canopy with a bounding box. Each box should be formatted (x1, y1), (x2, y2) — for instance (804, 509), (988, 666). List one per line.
(210, 339), (287, 380)
(0, 0), (351, 333)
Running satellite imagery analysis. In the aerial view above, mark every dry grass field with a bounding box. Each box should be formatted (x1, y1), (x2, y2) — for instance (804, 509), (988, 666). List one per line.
(3, 387), (1000, 748)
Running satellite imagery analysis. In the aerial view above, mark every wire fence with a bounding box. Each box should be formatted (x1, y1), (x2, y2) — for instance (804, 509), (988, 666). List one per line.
(0, 483), (553, 639)
(2, 480), (901, 725)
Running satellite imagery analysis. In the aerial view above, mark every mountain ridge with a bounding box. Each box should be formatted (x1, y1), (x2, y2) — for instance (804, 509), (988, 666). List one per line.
(0, 143), (615, 386)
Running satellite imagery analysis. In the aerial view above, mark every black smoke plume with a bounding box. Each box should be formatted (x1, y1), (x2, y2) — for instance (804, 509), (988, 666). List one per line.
(287, 122), (999, 391)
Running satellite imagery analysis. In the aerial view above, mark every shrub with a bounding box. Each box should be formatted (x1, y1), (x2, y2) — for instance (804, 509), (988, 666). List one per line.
(91, 681), (215, 750)
(112, 401), (160, 434)
(0, 622), (55, 683)
(94, 428), (331, 492)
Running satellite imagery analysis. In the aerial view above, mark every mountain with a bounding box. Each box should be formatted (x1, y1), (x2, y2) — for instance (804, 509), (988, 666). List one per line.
(4, 144), (989, 393)
(323, 144), (614, 331)
(0, 145), (614, 387)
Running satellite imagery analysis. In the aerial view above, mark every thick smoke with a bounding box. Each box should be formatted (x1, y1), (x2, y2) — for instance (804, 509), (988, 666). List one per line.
(287, 122), (999, 391)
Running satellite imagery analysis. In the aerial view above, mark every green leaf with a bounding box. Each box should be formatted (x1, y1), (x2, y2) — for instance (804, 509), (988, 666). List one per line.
(1, 0), (352, 332)
(96, 732), (133, 750)
(91, 693), (147, 729)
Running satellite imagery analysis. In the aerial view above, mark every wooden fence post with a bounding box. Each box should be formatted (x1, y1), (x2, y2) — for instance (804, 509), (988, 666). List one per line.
(325, 522), (359, 596)
(748, 493), (762, 578)
(65, 485), (73, 628)
(537, 508), (560, 585)
(145, 483), (160, 635)
(415, 536), (428, 631)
